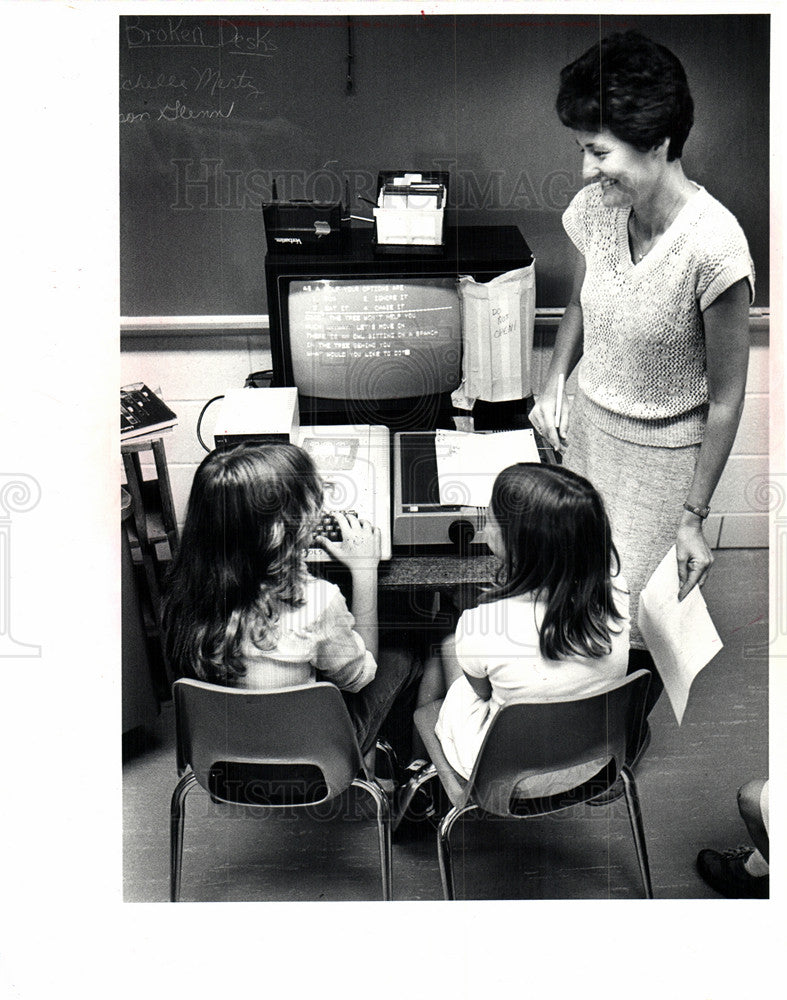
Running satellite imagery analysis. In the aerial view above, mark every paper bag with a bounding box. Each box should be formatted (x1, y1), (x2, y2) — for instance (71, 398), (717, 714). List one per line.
(452, 263), (535, 409)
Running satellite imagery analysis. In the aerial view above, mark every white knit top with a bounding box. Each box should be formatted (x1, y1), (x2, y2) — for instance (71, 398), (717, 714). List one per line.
(236, 575), (376, 693)
(563, 182), (755, 446)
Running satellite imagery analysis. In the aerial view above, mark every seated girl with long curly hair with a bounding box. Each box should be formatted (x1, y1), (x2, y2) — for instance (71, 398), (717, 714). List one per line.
(163, 442), (419, 760)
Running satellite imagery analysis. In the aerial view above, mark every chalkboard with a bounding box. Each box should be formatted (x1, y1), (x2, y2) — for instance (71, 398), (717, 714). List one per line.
(119, 12), (770, 315)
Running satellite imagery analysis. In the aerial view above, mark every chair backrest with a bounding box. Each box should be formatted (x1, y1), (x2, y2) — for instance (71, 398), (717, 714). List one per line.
(466, 669), (651, 816)
(173, 679), (365, 806)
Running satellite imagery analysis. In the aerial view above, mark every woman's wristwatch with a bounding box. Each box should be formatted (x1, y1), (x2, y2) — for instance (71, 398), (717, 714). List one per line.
(683, 500), (710, 520)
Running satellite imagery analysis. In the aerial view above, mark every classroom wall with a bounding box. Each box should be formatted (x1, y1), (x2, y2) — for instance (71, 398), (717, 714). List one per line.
(120, 315), (770, 549)
(120, 11), (771, 549)
(119, 12), (770, 314)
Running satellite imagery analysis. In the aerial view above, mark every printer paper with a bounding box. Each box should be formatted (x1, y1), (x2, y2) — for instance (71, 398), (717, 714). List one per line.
(638, 545), (724, 725)
(434, 428), (541, 507)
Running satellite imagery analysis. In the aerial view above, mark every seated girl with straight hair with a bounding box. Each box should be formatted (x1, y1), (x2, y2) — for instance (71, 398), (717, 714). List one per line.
(417, 463), (631, 796)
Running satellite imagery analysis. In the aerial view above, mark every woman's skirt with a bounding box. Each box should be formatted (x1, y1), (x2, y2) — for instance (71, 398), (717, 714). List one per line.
(563, 391), (700, 649)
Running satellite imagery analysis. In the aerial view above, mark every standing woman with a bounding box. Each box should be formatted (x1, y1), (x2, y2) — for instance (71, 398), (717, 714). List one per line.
(529, 31), (754, 721)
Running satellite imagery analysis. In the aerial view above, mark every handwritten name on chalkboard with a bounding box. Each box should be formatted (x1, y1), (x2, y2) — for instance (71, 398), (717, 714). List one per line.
(119, 19), (274, 126)
(122, 17), (277, 56)
(121, 67), (264, 98)
(120, 102), (236, 125)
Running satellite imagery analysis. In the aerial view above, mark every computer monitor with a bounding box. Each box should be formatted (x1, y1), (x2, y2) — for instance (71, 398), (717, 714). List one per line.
(266, 225), (533, 430)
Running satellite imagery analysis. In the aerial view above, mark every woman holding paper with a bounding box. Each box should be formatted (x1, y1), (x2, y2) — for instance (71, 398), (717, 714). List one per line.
(529, 32), (753, 681)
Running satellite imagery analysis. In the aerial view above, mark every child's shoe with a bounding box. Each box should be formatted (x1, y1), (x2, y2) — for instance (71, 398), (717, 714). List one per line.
(696, 846), (769, 899)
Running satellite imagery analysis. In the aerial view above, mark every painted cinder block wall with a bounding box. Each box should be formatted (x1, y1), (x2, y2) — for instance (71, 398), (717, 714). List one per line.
(120, 314), (770, 547)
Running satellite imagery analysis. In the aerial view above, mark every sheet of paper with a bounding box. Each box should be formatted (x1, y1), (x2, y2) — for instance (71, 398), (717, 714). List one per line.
(434, 428), (541, 507)
(638, 545), (723, 725)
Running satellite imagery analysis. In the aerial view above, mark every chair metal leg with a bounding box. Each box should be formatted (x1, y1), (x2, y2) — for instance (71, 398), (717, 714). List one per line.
(374, 739), (398, 784)
(393, 761), (437, 831)
(620, 765), (654, 899)
(353, 777), (392, 900)
(170, 772), (197, 902)
(437, 803), (476, 900)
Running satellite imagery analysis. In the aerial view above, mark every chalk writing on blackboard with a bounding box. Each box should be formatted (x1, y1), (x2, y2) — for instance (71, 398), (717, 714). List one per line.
(158, 101), (235, 123)
(123, 17), (277, 57)
(120, 102), (236, 125)
(120, 73), (188, 92)
(121, 68), (264, 98)
(195, 68), (263, 97)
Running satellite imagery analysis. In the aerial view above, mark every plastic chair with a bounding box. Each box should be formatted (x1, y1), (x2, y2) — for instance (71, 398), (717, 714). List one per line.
(408, 669), (654, 899)
(170, 678), (393, 901)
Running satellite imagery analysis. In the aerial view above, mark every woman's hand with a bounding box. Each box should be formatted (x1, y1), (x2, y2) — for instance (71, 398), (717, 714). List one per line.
(529, 255), (585, 453)
(676, 514), (714, 601)
(320, 512), (381, 573)
(529, 392), (571, 453)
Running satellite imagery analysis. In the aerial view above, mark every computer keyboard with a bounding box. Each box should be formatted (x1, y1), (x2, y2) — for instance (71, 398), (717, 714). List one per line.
(299, 425), (391, 562)
(312, 510), (358, 545)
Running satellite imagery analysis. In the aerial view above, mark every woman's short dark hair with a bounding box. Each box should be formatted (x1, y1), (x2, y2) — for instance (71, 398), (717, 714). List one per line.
(556, 30), (694, 160)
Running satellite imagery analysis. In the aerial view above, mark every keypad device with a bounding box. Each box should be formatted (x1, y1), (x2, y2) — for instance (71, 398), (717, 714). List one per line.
(298, 425), (391, 562)
(313, 510), (358, 544)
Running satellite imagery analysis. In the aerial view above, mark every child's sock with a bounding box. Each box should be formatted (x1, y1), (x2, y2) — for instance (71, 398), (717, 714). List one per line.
(744, 848), (769, 877)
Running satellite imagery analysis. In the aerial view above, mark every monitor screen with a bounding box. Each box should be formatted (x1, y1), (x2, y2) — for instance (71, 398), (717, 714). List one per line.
(287, 277), (462, 401)
(266, 224), (534, 429)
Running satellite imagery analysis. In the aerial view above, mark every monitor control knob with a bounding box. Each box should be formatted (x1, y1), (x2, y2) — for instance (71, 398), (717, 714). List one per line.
(449, 519), (475, 553)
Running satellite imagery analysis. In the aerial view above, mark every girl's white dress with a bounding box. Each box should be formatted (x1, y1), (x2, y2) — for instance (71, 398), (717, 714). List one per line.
(435, 584), (630, 795)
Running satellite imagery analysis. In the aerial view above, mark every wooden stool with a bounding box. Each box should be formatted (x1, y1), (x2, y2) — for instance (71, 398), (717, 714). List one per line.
(121, 431), (179, 631)
(122, 487), (162, 725)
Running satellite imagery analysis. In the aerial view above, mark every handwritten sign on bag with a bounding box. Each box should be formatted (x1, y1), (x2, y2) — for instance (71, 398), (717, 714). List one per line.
(453, 263), (535, 409)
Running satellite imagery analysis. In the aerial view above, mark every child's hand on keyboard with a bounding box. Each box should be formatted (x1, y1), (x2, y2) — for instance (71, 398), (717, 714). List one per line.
(318, 512), (381, 572)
